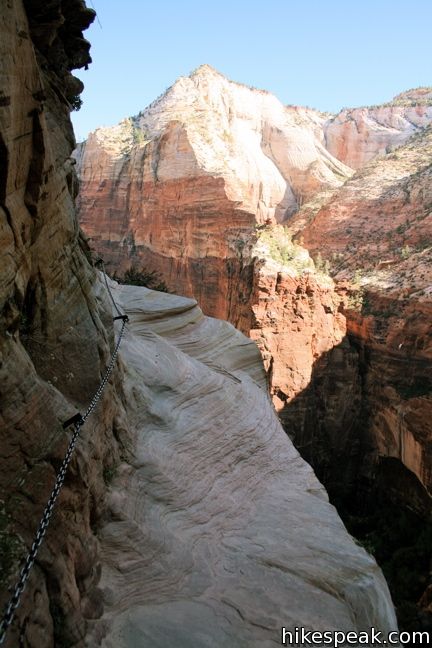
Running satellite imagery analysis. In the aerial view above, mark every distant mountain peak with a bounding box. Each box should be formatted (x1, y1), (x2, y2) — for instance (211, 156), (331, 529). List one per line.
(189, 63), (223, 78)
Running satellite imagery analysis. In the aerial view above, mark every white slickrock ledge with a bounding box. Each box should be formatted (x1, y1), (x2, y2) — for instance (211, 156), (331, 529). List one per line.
(86, 280), (399, 647)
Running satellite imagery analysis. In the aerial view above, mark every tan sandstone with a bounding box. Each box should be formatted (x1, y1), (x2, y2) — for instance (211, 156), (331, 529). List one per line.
(74, 65), (352, 318)
(84, 280), (399, 647)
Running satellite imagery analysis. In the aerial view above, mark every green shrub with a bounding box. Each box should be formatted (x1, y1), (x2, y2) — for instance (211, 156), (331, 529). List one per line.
(256, 226), (314, 273)
(132, 126), (148, 145)
(400, 244), (413, 259)
(314, 252), (331, 274)
(103, 464), (118, 485)
(114, 266), (170, 292)
(353, 269), (363, 286)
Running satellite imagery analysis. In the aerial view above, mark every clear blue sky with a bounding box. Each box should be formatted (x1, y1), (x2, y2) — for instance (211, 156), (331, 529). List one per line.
(72, 0), (432, 142)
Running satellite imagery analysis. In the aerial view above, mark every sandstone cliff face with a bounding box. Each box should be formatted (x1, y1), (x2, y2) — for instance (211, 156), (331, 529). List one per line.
(74, 65), (351, 319)
(74, 68), (358, 464)
(242, 228), (346, 399)
(72, 66), (432, 512)
(299, 127), (432, 285)
(74, 66), (432, 514)
(236, 230), (363, 500)
(341, 296), (432, 508)
(0, 2), (130, 645)
(74, 78), (432, 437)
(85, 282), (399, 647)
(297, 128), (432, 504)
(324, 88), (432, 169)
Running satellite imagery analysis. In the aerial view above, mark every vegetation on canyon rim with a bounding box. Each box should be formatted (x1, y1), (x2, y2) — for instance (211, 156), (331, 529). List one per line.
(349, 86), (432, 112)
(112, 266), (170, 292)
(253, 225), (332, 277)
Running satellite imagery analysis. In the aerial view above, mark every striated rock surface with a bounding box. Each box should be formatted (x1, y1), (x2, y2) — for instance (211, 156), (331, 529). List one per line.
(74, 65), (351, 318)
(298, 127), (432, 283)
(73, 78), (432, 471)
(296, 127), (432, 503)
(340, 296), (432, 506)
(241, 228), (346, 400)
(324, 88), (432, 169)
(0, 1), (131, 646)
(232, 229), (362, 500)
(73, 69), (359, 475)
(85, 281), (398, 647)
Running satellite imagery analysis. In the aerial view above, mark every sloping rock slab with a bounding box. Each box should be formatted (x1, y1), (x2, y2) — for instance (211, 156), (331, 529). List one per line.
(87, 281), (398, 647)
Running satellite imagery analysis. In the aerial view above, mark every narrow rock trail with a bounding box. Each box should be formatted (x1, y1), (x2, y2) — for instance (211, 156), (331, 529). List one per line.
(86, 281), (398, 647)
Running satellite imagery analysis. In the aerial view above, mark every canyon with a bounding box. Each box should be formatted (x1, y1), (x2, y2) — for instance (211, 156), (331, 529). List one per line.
(75, 65), (432, 630)
(295, 125), (432, 497)
(0, 2), (405, 647)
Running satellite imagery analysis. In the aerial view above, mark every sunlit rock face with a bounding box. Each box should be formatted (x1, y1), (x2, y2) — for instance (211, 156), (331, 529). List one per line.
(248, 257), (346, 405)
(85, 282), (399, 648)
(324, 88), (432, 169)
(74, 68), (357, 472)
(74, 61), (432, 526)
(296, 127), (432, 504)
(74, 65), (351, 319)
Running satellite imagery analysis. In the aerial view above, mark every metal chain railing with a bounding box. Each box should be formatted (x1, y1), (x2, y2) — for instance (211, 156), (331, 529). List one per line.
(0, 266), (127, 646)
(99, 259), (123, 319)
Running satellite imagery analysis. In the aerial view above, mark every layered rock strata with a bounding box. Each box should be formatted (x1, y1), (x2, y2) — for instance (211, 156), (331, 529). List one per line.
(74, 63), (432, 513)
(0, 2), (130, 646)
(74, 64), (352, 319)
(73, 69), (360, 483)
(1, 6), (402, 648)
(85, 281), (399, 647)
(74, 76), (432, 446)
(323, 88), (432, 169)
(224, 230), (362, 504)
(296, 128), (432, 504)
(75, 81), (432, 315)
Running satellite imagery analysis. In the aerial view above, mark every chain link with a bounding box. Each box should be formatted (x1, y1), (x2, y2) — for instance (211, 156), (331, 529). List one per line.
(0, 269), (127, 646)
(100, 261), (123, 318)
(82, 318), (127, 424)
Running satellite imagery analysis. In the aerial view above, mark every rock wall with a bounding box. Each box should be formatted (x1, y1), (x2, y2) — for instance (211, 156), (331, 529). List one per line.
(299, 127), (432, 274)
(74, 82), (432, 318)
(74, 64), (432, 517)
(343, 297), (432, 509)
(85, 282), (399, 647)
(75, 65), (352, 319)
(324, 88), (432, 169)
(297, 128), (432, 505)
(0, 2), (129, 645)
(73, 69), (361, 475)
